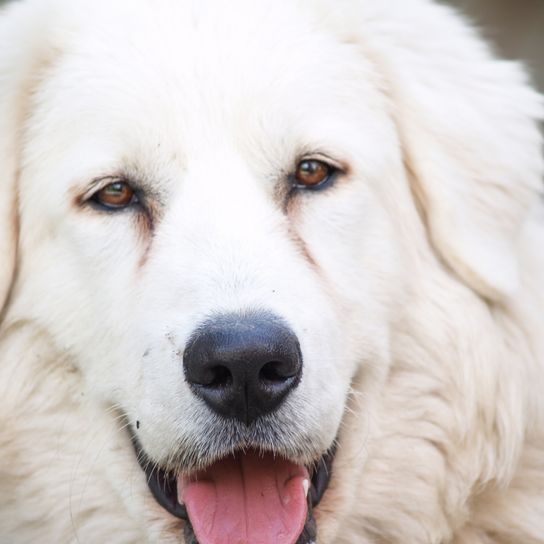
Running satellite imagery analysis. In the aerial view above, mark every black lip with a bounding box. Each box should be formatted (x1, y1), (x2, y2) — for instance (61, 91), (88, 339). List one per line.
(310, 447), (336, 506)
(131, 434), (188, 520)
(131, 432), (336, 541)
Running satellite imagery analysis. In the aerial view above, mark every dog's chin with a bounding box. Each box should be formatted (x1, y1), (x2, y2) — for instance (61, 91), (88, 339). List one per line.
(130, 430), (336, 544)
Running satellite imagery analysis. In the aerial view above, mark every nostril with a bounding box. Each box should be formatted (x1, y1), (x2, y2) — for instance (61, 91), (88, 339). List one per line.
(259, 361), (292, 384)
(203, 365), (233, 388)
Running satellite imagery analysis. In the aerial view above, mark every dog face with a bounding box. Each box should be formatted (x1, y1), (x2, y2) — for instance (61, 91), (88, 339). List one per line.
(12, 0), (402, 464)
(0, 0), (542, 543)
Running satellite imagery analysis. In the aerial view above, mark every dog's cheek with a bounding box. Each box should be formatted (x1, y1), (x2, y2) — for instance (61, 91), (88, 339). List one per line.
(292, 184), (402, 367)
(13, 211), (149, 405)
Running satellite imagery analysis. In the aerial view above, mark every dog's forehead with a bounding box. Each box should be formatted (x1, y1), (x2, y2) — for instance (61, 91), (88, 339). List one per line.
(36, 0), (381, 158)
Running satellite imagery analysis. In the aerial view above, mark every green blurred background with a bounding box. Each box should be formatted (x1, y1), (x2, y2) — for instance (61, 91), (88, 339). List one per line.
(0, 0), (542, 90)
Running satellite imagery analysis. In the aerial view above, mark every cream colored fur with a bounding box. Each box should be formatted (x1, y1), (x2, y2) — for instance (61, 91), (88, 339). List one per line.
(0, 1), (543, 543)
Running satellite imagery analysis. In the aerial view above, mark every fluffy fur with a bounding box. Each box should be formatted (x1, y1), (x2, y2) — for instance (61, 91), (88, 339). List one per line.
(0, 0), (543, 543)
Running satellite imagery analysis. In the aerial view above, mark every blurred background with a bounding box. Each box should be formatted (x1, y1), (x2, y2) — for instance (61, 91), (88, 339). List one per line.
(0, 0), (542, 90)
(448, 0), (544, 91)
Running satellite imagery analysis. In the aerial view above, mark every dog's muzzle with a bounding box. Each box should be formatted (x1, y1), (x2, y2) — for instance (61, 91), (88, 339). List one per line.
(131, 311), (336, 543)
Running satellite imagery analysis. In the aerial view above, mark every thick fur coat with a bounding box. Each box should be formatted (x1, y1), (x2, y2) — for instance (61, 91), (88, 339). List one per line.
(0, 0), (543, 543)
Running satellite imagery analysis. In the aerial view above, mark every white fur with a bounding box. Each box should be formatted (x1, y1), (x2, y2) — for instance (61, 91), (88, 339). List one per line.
(0, 0), (543, 543)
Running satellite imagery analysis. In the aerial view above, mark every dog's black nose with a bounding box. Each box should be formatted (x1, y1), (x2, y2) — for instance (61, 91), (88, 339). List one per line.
(183, 312), (302, 425)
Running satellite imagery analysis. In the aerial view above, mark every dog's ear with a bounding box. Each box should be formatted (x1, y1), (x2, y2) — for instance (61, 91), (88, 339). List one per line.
(382, 9), (543, 301)
(0, 2), (55, 316)
(326, 1), (544, 300)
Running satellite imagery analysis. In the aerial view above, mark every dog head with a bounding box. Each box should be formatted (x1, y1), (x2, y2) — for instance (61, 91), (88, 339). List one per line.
(0, 0), (542, 542)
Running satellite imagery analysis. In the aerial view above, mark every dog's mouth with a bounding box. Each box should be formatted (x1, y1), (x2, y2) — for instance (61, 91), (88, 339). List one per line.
(132, 438), (335, 544)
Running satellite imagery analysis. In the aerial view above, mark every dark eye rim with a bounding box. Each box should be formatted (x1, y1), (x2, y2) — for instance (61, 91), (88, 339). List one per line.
(86, 179), (141, 212)
(290, 158), (341, 192)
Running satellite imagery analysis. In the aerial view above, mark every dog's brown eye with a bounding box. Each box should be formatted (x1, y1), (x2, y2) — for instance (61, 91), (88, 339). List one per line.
(294, 159), (334, 189)
(93, 181), (137, 209)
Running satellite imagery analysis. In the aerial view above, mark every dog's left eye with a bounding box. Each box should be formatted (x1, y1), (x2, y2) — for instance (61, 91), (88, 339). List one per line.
(293, 159), (336, 190)
(91, 181), (138, 210)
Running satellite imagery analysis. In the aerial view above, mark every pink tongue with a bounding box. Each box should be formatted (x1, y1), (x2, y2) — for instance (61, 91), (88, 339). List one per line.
(178, 451), (309, 544)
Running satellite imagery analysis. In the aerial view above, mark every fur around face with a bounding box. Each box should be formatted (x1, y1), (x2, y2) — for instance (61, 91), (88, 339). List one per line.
(0, 0), (543, 543)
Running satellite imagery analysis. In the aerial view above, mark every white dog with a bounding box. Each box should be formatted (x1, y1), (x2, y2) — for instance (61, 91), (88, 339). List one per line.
(0, 0), (543, 543)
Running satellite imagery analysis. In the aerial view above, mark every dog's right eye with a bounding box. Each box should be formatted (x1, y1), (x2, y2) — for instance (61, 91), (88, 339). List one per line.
(91, 181), (138, 210)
